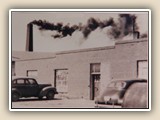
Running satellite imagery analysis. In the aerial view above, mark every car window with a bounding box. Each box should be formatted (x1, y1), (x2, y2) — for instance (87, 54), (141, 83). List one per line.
(115, 82), (126, 89)
(25, 80), (30, 85)
(12, 80), (17, 85)
(16, 79), (25, 85)
(108, 81), (126, 88)
(28, 79), (37, 85)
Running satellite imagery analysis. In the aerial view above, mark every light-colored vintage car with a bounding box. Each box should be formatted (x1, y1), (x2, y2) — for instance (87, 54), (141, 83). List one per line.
(95, 78), (147, 108)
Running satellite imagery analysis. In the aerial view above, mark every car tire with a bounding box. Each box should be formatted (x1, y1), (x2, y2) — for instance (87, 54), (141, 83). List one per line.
(39, 96), (43, 100)
(46, 91), (55, 100)
(12, 92), (20, 101)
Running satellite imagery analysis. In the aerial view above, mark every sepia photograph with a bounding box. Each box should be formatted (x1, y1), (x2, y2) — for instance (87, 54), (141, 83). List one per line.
(9, 9), (151, 111)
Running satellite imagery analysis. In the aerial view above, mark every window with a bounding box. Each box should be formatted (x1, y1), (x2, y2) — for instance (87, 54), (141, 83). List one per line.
(108, 81), (126, 88)
(90, 63), (101, 73)
(12, 80), (17, 85)
(137, 60), (148, 79)
(28, 79), (37, 85)
(17, 79), (25, 85)
(27, 70), (38, 77)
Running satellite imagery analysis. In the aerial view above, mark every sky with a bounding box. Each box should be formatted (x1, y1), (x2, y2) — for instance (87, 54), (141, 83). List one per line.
(11, 10), (148, 52)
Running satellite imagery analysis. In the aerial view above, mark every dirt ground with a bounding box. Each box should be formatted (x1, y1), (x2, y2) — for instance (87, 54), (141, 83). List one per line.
(12, 97), (95, 109)
(11, 97), (122, 109)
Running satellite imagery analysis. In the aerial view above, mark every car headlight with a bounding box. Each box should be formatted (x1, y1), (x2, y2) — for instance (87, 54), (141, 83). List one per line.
(104, 95), (119, 104)
(104, 96), (111, 103)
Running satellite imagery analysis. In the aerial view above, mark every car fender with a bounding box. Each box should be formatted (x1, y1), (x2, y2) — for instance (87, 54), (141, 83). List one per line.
(39, 86), (57, 97)
(122, 82), (148, 108)
(12, 88), (21, 97)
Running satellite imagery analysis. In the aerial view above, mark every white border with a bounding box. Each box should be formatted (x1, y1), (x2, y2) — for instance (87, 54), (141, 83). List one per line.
(148, 9), (152, 111)
(9, 9), (151, 111)
(9, 10), (12, 111)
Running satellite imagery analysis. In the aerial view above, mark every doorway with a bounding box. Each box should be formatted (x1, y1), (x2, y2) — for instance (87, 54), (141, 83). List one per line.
(90, 74), (101, 100)
(90, 63), (101, 100)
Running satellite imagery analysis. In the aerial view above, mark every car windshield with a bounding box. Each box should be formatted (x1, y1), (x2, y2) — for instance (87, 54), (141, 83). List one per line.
(108, 81), (126, 89)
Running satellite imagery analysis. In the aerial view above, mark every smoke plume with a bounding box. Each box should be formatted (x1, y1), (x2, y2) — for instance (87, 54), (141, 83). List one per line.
(107, 14), (139, 39)
(31, 20), (80, 38)
(30, 14), (141, 40)
(82, 17), (114, 38)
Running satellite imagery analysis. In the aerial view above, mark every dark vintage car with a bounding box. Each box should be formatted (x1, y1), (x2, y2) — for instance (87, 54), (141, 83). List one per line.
(95, 78), (147, 107)
(11, 76), (58, 101)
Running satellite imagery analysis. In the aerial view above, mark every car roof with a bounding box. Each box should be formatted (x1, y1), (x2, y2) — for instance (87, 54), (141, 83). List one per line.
(12, 76), (36, 80)
(110, 78), (147, 83)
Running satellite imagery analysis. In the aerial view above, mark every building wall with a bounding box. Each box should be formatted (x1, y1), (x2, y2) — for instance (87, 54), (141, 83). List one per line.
(15, 39), (148, 100)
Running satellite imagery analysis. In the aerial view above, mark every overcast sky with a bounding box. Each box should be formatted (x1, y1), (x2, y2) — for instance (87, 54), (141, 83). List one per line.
(11, 10), (148, 52)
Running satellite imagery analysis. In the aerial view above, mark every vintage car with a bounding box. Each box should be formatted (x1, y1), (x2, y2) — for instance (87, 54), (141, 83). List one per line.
(11, 76), (58, 101)
(122, 82), (148, 108)
(95, 78), (147, 107)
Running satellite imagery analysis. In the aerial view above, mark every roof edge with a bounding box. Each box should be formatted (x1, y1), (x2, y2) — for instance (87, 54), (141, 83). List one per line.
(115, 38), (148, 45)
(56, 46), (115, 55)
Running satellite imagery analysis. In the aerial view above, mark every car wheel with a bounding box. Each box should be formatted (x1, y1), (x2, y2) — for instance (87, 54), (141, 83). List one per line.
(39, 96), (43, 100)
(46, 91), (55, 100)
(12, 92), (20, 101)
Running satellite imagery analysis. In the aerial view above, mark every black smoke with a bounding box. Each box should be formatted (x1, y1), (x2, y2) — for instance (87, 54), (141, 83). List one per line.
(30, 14), (140, 39)
(107, 14), (139, 39)
(82, 17), (114, 38)
(31, 20), (80, 38)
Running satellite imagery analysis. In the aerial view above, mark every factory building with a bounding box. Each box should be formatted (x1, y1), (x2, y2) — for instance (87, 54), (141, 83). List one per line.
(12, 38), (148, 100)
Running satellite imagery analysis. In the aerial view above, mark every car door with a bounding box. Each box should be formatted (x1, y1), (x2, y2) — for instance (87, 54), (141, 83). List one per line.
(25, 78), (39, 96)
(15, 79), (29, 96)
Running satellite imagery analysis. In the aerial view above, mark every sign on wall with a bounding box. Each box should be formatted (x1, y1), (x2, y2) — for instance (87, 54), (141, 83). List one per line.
(138, 61), (148, 79)
(55, 69), (68, 93)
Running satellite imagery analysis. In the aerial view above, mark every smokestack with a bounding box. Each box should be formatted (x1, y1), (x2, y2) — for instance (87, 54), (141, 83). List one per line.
(132, 17), (139, 39)
(26, 23), (33, 52)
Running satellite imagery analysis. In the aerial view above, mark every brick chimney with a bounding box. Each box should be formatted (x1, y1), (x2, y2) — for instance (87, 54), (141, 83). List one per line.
(26, 23), (33, 51)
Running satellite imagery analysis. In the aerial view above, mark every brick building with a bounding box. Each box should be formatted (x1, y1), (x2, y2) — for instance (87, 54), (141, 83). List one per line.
(12, 38), (148, 100)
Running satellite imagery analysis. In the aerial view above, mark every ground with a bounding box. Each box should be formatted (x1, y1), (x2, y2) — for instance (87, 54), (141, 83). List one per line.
(12, 97), (95, 108)
(11, 97), (121, 109)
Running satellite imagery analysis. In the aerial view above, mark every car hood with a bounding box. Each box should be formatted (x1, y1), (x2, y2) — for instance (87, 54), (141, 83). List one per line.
(95, 88), (124, 103)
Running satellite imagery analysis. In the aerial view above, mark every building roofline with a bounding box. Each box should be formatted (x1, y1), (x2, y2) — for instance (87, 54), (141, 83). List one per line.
(12, 51), (56, 61)
(17, 56), (56, 61)
(12, 56), (20, 59)
(56, 46), (115, 55)
(115, 38), (148, 45)
(56, 38), (148, 55)
(13, 38), (148, 60)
